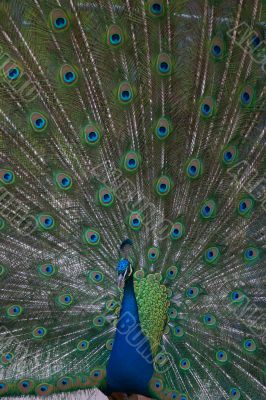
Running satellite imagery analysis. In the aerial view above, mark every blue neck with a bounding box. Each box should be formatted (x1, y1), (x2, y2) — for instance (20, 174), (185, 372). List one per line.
(106, 274), (154, 395)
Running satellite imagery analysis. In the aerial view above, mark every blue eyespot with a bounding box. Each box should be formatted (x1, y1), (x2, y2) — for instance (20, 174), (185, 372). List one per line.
(212, 45), (221, 56)
(127, 158), (136, 168)
(8, 67), (20, 80)
(247, 249), (253, 257)
(200, 97), (215, 118)
(186, 286), (199, 299)
(34, 117), (46, 130)
(224, 151), (232, 161)
(241, 91), (250, 104)
(159, 61), (169, 73)
(64, 71), (76, 83)
(243, 338), (256, 352)
(3, 172), (13, 183)
(84, 228), (100, 246)
(243, 247), (259, 263)
(64, 296), (71, 303)
(239, 201), (247, 211)
(232, 291), (239, 300)
(160, 183), (167, 192)
(103, 193), (111, 202)
(201, 103), (211, 116)
(90, 234), (97, 243)
(252, 35), (260, 48)
(132, 218), (140, 227)
(190, 165), (197, 175)
(229, 387), (241, 399)
(172, 228), (179, 237)
(110, 33), (121, 45)
(118, 82), (133, 104)
(204, 205), (210, 214)
(151, 3), (162, 14)
(200, 200), (216, 219)
(44, 217), (53, 228)
(216, 350), (228, 362)
(120, 90), (131, 102)
(87, 131), (99, 142)
(157, 126), (167, 137)
(55, 17), (67, 29)
(61, 177), (71, 188)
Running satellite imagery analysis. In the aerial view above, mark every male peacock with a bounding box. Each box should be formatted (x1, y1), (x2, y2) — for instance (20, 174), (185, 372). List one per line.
(0, 0), (265, 399)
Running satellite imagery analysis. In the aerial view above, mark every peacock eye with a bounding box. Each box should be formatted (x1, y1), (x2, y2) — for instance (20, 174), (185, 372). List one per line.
(50, 9), (70, 32)
(0, 169), (15, 185)
(7, 67), (20, 80)
(200, 199), (217, 219)
(156, 53), (172, 75)
(84, 124), (102, 146)
(200, 96), (215, 118)
(57, 293), (73, 307)
(155, 176), (171, 196)
(240, 85), (255, 107)
(55, 17), (67, 29)
(60, 65), (78, 86)
(30, 112), (48, 132)
(148, 1), (164, 17)
(216, 350), (228, 363)
(118, 82), (133, 104)
(229, 388), (241, 399)
(108, 25), (124, 47)
(129, 211), (143, 231)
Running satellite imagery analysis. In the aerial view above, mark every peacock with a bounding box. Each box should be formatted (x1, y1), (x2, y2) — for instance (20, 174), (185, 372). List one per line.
(0, 0), (265, 399)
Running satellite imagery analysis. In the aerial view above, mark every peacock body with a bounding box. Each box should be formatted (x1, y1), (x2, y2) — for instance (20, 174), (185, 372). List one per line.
(0, 0), (265, 399)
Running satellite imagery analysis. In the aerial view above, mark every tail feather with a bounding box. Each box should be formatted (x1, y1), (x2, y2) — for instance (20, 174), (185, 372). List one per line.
(0, 0), (265, 399)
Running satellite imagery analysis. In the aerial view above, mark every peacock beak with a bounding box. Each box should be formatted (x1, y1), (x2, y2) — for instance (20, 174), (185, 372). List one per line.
(117, 271), (127, 289)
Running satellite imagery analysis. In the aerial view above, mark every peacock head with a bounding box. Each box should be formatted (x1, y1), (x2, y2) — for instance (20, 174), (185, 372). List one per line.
(116, 258), (133, 288)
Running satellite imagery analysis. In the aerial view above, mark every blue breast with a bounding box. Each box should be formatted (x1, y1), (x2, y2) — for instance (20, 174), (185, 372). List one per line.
(106, 275), (154, 395)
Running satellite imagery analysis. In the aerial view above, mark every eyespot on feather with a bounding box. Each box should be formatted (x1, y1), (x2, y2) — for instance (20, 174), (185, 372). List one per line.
(155, 117), (172, 140)
(60, 64), (78, 86)
(84, 124), (102, 146)
(30, 112), (48, 132)
(57, 376), (74, 391)
(186, 158), (202, 179)
(147, 1), (164, 17)
(210, 36), (226, 60)
(118, 82), (134, 104)
(36, 214), (55, 231)
(200, 96), (216, 118)
(107, 25), (124, 47)
(35, 383), (54, 396)
(155, 176), (172, 196)
(50, 9), (70, 32)
(122, 150), (140, 173)
(156, 53), (172, 76)
(3, 62), (23, 81)
(128, 211), (143, 231)
(0, 169), (15, 185)
(98, 186), (115, 207)
(17, 379), (34, 395)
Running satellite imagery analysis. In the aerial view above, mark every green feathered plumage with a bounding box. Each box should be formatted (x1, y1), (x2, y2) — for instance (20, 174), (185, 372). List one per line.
(0, 0), (265, 399)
